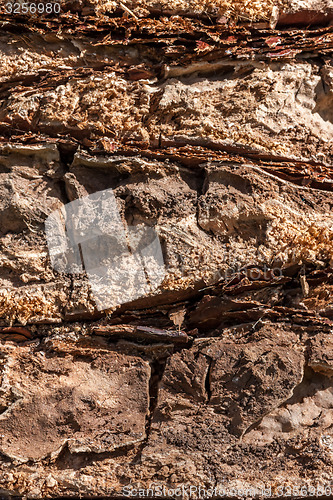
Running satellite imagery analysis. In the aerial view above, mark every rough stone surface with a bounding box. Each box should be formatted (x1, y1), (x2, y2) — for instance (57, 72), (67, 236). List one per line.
(0, 339), (150, 462)
(0, 1), (332, 498)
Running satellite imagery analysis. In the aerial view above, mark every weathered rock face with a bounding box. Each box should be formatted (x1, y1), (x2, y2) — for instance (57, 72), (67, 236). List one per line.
(0, 0), (333, 498)
(0, 339), (150, 461)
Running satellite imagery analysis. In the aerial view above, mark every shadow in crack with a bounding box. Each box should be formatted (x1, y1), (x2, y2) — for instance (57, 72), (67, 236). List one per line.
(313, 78), (333, 124)
(281, 366), (333, 407)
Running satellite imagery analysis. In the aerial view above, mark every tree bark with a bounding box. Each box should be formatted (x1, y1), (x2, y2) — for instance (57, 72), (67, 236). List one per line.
(0, 0), (332, 497)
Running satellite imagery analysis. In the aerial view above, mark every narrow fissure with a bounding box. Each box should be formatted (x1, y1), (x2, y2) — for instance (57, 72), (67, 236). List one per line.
(204, 356), (213, 403)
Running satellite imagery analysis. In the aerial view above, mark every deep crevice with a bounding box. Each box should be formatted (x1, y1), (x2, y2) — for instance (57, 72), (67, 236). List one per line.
(204, 355), (213, 403)
(57, 142), (78, 170)
(129, 355), (169, 466)
(146, 357), (168, 437)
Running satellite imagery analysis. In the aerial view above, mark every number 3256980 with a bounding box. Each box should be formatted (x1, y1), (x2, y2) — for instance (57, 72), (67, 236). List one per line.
(5, 3), (61, 13)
